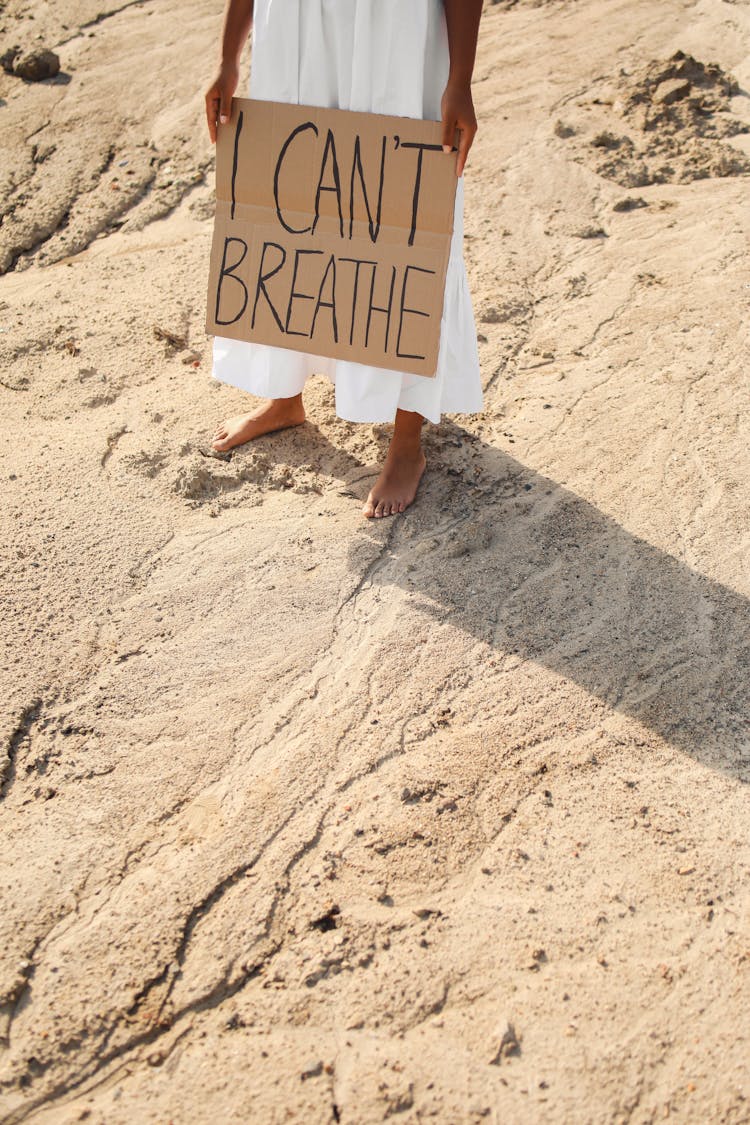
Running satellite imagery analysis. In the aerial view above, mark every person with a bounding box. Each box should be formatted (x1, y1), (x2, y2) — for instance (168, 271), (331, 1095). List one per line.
(205, 0), (483, 518)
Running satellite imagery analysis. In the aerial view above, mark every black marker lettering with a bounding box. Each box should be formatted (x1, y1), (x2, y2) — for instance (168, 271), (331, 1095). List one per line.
(396, 264), (434, 360)
(230, 110), (244, 221)
(312, 129), (344, 238)
(251, 241), (287, 332)
(339, 257), (377, 345)
(399, 141), (443, 247)
(310, 253), (339, 343)
(285, 249), (323, 337)
(349, 135), (386, 243)
(365, 264), (396, 352)
(273, 122), (318, 234)
(215, 236), (249, 325)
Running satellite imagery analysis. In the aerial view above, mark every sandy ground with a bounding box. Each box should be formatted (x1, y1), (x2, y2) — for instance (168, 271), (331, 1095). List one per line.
(1, 0), (750, 1121)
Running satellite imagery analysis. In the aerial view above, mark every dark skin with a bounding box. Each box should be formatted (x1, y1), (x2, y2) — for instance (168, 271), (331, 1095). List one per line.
(205, 0), (483, 517)
(205, 0), (481, 173)
(441, 0), (482, 176)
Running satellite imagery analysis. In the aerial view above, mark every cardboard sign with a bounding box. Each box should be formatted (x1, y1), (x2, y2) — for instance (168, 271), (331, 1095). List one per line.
(206, 98), (458, 377)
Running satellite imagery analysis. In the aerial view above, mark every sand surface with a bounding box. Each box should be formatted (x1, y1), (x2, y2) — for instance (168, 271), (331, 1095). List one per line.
(1, 0), (750, 1121)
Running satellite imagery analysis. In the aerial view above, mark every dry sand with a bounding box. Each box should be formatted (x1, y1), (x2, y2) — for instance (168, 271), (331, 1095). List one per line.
(1, 0), (750, 1121)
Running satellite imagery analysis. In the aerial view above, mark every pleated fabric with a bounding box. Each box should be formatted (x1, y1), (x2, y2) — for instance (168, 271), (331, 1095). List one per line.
(210, 0), (484, 424)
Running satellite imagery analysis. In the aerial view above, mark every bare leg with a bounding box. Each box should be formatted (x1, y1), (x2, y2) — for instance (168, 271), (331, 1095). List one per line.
(211, 394), (305, 452)
(362, 409), (427, 518)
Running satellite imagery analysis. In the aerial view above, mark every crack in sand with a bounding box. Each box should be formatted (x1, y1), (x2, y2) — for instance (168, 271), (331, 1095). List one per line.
(100, 426), (130, 469)
(0, 698), (43, 801)
(8, 729), (463, 1109)
(0, 937), (43, 1051)
(333, 521), (399, 622)
(8, 803), (340, 1113)
(55, 0), (156, 49)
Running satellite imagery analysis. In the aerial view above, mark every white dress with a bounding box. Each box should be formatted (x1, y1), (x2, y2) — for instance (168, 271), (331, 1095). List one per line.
(210, 0), (484, 425)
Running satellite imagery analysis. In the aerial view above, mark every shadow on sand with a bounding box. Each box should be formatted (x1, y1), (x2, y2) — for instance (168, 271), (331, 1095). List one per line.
(224, 412), (749, 776)
(274, 415), (749, 777)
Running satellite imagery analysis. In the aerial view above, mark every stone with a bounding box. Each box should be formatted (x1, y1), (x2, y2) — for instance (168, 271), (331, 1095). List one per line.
(14, 48), (60, 82)
(654, 78), (691, 105)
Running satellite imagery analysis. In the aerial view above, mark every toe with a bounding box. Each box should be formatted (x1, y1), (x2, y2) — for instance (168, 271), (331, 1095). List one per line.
(374, 499), (386, 518)
(362, 494), (376, 518)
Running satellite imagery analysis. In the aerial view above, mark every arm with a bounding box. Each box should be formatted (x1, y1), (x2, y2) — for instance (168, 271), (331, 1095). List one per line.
(441, 0), (482, 176)
(205, 0), (254, 143)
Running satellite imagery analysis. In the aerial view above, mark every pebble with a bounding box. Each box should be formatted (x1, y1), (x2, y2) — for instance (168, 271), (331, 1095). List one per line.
(489, 1021), (521, 1064)
(654, 78), (691, 105)
(13, 48), (60, 81)
(613, 196), (648, 212)
(300, 1059), (323, 1080)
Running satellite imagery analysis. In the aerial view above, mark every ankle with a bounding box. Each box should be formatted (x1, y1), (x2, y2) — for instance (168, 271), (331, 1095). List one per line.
(270, 395), (304, 412)
(389, 433), (423, 455)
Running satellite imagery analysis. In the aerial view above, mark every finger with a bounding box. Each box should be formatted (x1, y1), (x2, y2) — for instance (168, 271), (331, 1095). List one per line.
(206, 94), (218, 144)
(219, 90), (231, 127)
(441, 114), (455, 154)
(456, 124), (476, 178)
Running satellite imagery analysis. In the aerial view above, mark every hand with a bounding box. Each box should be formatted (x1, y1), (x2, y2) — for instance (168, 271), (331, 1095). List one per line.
(205, 62), (239, 144)
(440, 79), (478, 177)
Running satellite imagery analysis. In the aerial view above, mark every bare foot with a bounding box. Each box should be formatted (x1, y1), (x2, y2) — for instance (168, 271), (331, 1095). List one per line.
(211, 395), (305, 452)
(362, 446), (426, 517)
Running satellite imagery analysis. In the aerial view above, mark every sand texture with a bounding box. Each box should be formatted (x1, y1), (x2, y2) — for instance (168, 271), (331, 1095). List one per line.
(1, 0), (750, 1121)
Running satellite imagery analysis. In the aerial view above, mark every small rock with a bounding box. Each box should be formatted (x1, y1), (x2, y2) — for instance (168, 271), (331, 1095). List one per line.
(0, 46), (20, 73)
(309, 904), (340, 932)
(591, 130), (622, 150)
(300, 1059), (324, 1080)
(654, 78), (691, 105)
(153, 324), (187, 350)
(489, 1022), (521, 1064)
(574, 225), (607, 239)
(554, 120), (575, 139)
(13, 48), (60, 81)
(613, 196), (648, 212)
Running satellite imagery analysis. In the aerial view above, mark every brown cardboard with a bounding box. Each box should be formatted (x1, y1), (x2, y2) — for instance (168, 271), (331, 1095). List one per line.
(206, 98), (458, 377)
